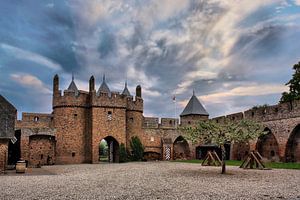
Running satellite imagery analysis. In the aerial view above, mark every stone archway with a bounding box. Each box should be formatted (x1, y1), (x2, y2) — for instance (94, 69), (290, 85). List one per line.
(29, 135), (55, 167)
(256, 128), (279, 161)
(285, 125), (300, 162)
(99, 136), (119, 163)
(173, 136), (190, 160)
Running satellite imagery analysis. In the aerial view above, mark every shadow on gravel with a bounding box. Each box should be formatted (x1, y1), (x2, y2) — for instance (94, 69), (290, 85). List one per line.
(1, 168), (56, 176)
(169, 167), (237, 178)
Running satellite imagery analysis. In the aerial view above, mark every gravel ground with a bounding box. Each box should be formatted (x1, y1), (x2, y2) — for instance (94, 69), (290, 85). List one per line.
(1, 162), (300, 200)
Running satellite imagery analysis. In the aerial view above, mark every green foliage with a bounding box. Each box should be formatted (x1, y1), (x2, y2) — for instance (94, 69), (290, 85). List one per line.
(119, 143), (129, 163)
(173, 160), (300, 169)
(280, 61), (300, 103)
(184, 119), (267, 146)
(183, 119), (266, 173)
(130, 136), (144, 161)
(99, 140), (108, 156)
(252, 104), (269, 109)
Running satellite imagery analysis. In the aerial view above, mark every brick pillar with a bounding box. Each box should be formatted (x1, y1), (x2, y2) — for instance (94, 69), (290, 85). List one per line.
(0, 139), (9, 173)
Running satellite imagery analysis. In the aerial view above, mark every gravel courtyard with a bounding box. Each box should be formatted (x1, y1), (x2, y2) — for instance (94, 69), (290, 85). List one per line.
(1, 162), (299, 200)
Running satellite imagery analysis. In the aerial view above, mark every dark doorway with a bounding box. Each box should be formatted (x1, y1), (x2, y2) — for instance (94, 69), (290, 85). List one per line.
(256, 128), (279, 161)
(196, 143), (231, 160)
(8, 130), (21, 165)
(99, 136), (119, 163)
(285, 125), (300, 162)
(173, 136), (190, 160)
(143, 152), (161, 161)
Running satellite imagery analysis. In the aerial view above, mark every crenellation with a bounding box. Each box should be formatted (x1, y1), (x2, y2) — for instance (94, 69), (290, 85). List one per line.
(16, 113), (54, 129)
(226, 112), (244, 122)
(160, 118), (179, 128)
(1, 73), (300, 169)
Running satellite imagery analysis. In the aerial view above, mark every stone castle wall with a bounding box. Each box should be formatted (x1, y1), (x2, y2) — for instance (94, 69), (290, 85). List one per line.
(9, 74), (300, 167)
(211, 100), (300, 161)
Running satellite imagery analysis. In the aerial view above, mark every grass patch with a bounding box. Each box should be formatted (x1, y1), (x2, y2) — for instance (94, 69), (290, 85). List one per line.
(172, 159), (300, 169)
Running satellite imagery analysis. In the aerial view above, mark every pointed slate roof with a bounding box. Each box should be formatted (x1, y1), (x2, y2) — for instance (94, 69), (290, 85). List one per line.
(67, 74), (79, 94)
(180, 91), (209, 116)
(97, 75), (111, 95)
(122, 81), (131, 96)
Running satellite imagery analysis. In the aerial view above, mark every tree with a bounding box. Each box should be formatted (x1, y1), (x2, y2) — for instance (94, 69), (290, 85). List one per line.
(184, 119), (266, 174)
(119, 143), (129, 163)
(130, 136), (144, 161)
(280, 61), (300, 103)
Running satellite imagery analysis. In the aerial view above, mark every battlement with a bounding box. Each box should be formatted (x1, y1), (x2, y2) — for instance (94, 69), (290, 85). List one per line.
(16, 112), (54, 129)
(212, 99), (300, 123)
(52, 75), (143, 112)
(143, 117), (179, 129)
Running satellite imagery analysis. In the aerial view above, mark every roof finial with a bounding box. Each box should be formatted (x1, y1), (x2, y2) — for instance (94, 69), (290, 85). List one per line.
(72, 72), (74, 81)
(103, 74), (106, 82)
(193, 89), (195, 96)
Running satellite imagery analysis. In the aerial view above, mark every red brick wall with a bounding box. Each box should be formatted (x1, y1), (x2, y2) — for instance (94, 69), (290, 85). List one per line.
(91, 107), (127, 163)
(0, 139), (8, 172)
(54, 107), (87, 164)
(29, 135), (55, 166)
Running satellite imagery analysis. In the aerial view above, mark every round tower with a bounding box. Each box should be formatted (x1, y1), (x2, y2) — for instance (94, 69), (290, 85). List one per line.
(126, 85), (144, 148)
(52, 75), (89, 164)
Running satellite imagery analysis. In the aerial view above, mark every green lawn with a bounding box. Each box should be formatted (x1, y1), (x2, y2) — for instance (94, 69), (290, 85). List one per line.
(173, 159), (300, 169)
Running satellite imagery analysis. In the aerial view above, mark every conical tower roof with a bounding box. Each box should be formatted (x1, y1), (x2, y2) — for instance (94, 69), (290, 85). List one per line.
(67, 74), (79, 94)
(97, 75), (111, 95)
(122, 81), (131, 96)
(180, 91), (209, 116)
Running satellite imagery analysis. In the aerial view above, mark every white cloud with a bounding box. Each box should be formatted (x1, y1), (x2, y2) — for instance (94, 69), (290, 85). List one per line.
(1, 43), (62, 70)
(294, 0), (300, 6)
(10, 74), (51, 94)
(200, 84), (288, 104)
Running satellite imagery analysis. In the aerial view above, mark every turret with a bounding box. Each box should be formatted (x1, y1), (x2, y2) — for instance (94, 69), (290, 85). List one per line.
(122, 81), (131, 96)
(53, 74), (59, 93)
(66, 74), (79, 96)
(97, 75), (111, 96)
(136, 85), (142, 98)
(180, 90), (209, 126)
(89, 76), (95, 92)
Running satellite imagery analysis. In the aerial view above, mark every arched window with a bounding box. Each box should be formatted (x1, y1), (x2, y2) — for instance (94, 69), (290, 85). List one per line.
(34, 116), (39, 122)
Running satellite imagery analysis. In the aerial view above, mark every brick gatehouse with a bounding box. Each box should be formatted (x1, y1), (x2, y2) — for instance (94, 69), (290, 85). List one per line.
(0, 75), (300, 168)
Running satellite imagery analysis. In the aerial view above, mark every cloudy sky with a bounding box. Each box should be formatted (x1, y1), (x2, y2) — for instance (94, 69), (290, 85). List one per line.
(0, 0), (300, 119)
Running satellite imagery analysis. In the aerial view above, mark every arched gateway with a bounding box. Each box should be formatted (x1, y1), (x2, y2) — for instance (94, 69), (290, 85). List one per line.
(173, 136), (190, 160)
(256, 128), (279, 161)
(286, 125), (300, 162)
(99, 136), (119, 163)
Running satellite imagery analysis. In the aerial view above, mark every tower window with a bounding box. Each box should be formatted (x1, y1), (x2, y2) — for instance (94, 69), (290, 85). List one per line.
(107, 111), (112, 121)
(188, 121), (191, 125)
(72, 152), (76, 157)
(34, 116), (39, 122)
(129, 117), (134, 122)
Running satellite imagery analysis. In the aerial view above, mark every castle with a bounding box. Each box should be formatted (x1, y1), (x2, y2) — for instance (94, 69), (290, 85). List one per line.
(0, 74), (299, 171)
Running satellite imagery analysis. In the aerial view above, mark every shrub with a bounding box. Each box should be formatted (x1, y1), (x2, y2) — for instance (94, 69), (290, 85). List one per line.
(119, 143), (128, 163)
(130, 136), (144, 161)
